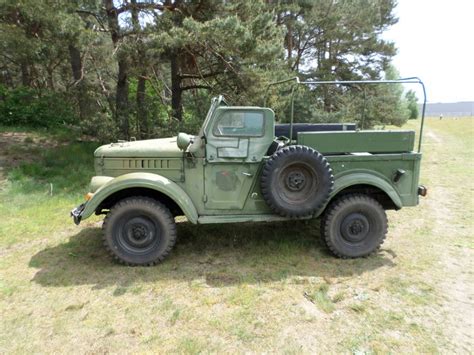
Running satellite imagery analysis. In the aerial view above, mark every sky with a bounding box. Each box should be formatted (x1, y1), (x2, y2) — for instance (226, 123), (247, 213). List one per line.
(384, 0), (474, 103)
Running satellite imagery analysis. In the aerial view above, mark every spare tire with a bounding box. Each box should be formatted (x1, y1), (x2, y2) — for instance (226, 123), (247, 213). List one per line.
(260, 145), (334, 217)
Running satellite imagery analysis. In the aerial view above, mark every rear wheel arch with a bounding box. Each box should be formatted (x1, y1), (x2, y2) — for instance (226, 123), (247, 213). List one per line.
(329, 183), (399, 210)
(326, 171), (402, 211)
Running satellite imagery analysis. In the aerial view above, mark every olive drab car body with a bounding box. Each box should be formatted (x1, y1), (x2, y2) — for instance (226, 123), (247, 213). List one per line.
(71, 79), (427, 265)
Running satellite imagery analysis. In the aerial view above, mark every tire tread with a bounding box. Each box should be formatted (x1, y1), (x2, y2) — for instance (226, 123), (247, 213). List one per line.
(261, 145), (334, 218)
(102, 196), (177, 266)
(320, 193), (388, 258)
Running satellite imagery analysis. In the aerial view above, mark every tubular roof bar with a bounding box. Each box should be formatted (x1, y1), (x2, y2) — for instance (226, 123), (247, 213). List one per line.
(300, 79), (422, 85)
(264, 77), (427, 153)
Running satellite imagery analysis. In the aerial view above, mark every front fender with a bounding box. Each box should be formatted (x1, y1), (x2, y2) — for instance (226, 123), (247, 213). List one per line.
(81, 172), (199, 224)
(330, 170), (402, 209)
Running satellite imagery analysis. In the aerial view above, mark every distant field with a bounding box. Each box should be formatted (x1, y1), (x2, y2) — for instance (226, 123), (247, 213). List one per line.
(0, 118), (473, 353)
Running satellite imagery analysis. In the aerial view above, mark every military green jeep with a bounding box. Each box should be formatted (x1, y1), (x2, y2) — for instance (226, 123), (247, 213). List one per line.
(71, 79), (427, 266)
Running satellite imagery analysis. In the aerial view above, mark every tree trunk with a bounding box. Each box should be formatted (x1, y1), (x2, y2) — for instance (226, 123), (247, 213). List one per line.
(136, 72), (147, 138)
(116, 58), (130, 138)
(20, 62), (30, 86)
(286, 19), (293, 63)
(286, 31), (292, 60)
(131, 0), (148, 138)
(104, 0), (130, 138)
(0, 69), (13, 87)
(68, 45), (82, 81)
(46, 67), (54, 90)
(170, 52), (183, 121)
(68, 44), (87, 121)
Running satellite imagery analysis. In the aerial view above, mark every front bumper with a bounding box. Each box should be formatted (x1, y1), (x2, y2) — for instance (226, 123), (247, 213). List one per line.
(70, 203), (85, 225)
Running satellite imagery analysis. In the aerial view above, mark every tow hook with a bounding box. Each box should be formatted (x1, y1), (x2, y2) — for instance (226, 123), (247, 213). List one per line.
(70, 203), (85, 225)
(418, 185), (427, 197)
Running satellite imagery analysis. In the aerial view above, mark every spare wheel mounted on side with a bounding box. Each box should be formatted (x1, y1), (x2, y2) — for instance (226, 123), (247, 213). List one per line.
(260, 145), (334, 217)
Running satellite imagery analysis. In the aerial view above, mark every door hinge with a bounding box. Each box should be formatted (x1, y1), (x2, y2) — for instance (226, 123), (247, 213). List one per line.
(202, 194), (208, 203)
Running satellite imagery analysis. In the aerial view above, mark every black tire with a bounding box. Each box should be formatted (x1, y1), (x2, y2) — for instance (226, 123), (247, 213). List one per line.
(102, 197), (177, 266)
(261, 145), (334, 217)
(320, 194), (388, 258)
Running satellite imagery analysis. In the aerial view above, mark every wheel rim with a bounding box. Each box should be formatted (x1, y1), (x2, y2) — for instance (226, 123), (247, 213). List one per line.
(117, 215), (161, 254)
(286, 170), (306, 191)
(340, 212), (370, 243)
(277, 162), (318, 203)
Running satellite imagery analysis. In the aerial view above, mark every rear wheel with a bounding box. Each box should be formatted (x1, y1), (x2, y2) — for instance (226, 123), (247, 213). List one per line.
(103, 197), (177, 266)
(321, 194), (387, 258)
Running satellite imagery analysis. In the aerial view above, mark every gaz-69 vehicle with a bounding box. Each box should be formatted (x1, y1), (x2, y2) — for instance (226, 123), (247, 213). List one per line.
(71, 78), (427, 266)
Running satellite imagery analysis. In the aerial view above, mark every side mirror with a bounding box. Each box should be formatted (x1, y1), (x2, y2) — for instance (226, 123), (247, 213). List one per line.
(177, 132), (193, 151)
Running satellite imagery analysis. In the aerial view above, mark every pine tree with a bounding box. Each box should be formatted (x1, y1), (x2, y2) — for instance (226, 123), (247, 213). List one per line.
(405, 90), (419, 119)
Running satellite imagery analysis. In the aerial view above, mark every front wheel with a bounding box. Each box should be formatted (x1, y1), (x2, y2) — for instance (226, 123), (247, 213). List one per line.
(103, 197), (177, 266)
(321, 194), (388, 258)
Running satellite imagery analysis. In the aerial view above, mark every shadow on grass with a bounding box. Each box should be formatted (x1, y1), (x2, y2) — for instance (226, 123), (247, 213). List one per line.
(29, 220), (396, 290)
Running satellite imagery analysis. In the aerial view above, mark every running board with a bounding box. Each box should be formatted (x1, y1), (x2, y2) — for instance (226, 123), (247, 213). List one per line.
(197, 214), (312, 224)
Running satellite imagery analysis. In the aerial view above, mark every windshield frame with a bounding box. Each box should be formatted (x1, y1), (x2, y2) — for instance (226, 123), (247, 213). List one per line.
(199, 95), (227, 138)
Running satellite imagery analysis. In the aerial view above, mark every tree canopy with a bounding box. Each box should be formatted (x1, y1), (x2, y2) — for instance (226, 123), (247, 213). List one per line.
(0, 0), (414, 139)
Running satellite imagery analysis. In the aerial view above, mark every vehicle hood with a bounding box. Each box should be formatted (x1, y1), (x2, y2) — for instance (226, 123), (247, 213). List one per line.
(94, 137), (182, 158)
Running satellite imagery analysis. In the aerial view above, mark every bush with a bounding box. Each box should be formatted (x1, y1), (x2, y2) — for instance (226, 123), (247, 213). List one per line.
(8, 141), (98, 194)
(0, 85), (77, 128)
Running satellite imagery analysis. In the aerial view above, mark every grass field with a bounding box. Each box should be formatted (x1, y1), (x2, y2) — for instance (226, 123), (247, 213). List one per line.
(0, 118), (473, 353)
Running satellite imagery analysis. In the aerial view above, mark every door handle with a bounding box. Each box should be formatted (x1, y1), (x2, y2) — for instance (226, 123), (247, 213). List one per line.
(242, 172), (253, 177)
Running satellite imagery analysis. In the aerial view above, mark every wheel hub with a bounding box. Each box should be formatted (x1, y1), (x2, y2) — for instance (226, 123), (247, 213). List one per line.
(349, 220), (364, 235)
(131, 224), (147, 240)
(340, 213), (370, 243)
(286, 170), (306, 191)
(121, 216), (157, 250)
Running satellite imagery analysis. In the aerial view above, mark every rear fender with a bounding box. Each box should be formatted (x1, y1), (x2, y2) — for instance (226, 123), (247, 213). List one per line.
(81, 172), (198, 223)
(325, 170), (402, 209)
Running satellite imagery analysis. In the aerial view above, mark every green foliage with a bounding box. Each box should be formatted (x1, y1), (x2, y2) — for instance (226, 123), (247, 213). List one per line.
(8, 141), (98, 194)
(275, 0), (397, 77)
(269, 77), (410, 129)
(0, 0), (408, 136)
(405, 90), (419, 119)
(151, 1), (287, 107)
(0, 85), (77, 128)
(264, 0), (408, 128)
(305, 283), (336, 313)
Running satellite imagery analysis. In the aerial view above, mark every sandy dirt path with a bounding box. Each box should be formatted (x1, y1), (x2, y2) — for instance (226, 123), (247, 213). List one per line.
(423, 125), (473, 353)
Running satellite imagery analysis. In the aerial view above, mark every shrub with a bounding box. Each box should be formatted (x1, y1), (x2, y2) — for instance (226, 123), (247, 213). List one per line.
(0, 85), (77, 128)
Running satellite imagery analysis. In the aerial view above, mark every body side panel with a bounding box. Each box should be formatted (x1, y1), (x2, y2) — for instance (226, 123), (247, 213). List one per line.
(327, 153), (421, 207)
(298, 130), (415, 154)
(98, 157), (184, 181)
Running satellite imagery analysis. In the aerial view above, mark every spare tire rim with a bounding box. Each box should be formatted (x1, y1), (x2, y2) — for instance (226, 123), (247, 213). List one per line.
(287, 169), (306, 191)
(278, 163), (319, 203)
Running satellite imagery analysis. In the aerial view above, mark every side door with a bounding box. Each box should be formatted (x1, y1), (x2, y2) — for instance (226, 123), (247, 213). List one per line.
(203, 107), (274, 210)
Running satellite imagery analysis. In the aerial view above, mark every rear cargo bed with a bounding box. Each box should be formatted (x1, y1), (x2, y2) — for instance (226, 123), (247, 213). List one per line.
(297, 130), (415, 154)
(275, 123), (356, 139)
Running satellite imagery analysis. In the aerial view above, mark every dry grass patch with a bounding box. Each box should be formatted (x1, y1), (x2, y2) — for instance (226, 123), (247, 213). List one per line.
(1, 118), (473, 353)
